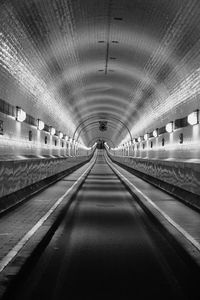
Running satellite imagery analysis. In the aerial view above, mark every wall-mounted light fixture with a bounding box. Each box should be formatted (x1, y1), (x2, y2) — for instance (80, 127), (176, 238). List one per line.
(50, 127), (56, 135)
(16, 107), (26, 122)
(37, 119), (44, 131)
(138, 136), (142, 142)
(166, 122), (173, 133)
(153, 129), (158, 137)
(187, 110), (199, 125)
(64, 135), (68, 141)
(144, 133), (149, 141)
(59, 132), (63, 139)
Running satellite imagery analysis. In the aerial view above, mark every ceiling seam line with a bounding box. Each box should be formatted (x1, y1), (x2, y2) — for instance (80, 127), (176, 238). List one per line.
(105, 0), (113, 75)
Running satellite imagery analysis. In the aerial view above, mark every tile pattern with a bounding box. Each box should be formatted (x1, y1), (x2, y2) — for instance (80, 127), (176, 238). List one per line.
(112, 155), (200, 196)
(0, 156), (89, 198)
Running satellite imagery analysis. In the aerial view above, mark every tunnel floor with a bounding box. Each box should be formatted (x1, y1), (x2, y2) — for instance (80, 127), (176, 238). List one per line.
(2, 152), (200, 300)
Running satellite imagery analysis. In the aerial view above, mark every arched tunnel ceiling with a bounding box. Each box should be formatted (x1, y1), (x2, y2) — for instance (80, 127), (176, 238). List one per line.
(1, 0), (200, 146)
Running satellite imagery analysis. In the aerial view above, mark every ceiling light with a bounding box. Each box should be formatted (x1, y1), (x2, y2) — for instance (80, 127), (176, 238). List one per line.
(37, 119), (44, 131)
(16, 107), (26, 122)
(114, 17), (123, 20)
(166, 122), (173, 133)
(187, 110), (199, 125)
(138, 137), (142, 142)
(50, 127), (56, 135)
(98, 41), (105, 43)
(144, 133), (149, 141)
(112, 40), (119, 43)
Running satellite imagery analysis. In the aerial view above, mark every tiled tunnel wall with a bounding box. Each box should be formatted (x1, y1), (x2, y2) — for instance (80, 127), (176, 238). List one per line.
(0, 109), (92, 212)
(0, 111), (88, 158)
(136, 124), (200, 160)
(108, 118), (200, 210)
(115, 123), (200, 160)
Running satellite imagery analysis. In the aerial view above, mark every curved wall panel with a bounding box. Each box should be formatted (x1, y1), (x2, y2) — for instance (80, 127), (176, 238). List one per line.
(0, 155), (90, 199)
(110, 154), (200, 210)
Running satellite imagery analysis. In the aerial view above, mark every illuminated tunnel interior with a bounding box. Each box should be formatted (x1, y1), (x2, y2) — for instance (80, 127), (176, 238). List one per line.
(0, 1), (200, 299)
(0, 0), (200, 203)
(0, 0), (200, 155)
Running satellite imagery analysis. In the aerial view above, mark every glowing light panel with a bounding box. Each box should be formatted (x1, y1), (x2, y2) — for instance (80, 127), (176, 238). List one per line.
(166, 122), (173, 133)
(64, 135), (69, 141)
(187, 111), (198, 125)
(16, 107), (26, 122)
(153, 129), (158, 137)
(37, 119), (45, 131)
(59, 132), (63, 139)
(50, 127), (56, 135)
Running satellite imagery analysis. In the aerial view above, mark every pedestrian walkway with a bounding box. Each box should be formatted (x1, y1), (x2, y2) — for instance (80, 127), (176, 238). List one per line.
(106, 154), (200, 265)
(0, 158), (94, 298)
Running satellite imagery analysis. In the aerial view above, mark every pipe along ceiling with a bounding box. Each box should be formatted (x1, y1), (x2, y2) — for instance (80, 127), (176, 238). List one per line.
(0, 0), (200, 147)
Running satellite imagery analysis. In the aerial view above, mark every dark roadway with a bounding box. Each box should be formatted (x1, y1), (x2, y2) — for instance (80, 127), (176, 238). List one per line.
(3, 152), (200, 300)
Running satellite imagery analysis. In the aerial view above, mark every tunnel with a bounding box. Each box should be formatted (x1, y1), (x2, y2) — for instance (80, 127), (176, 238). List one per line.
(0, 0), (200, 299)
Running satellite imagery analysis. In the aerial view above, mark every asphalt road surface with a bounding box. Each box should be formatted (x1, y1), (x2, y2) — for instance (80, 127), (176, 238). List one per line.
(3, 152), (200, 300)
